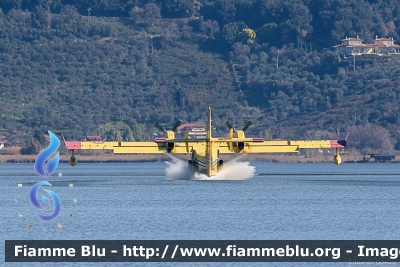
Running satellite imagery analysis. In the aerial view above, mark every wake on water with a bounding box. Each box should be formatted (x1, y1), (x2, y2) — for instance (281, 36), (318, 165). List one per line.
(165, 154), (255, 180)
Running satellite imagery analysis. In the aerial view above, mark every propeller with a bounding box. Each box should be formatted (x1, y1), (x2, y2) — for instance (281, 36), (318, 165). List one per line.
(225, 121), (236, 132)
(154, 120), (183, 133)
(154, 120), (183, 153)
(242, 121), (253, 132)
(171, 120), (183, 132)
(225, 121), (253, 132)
(225, 120), (253, 152)
(154, 123), (166, 133)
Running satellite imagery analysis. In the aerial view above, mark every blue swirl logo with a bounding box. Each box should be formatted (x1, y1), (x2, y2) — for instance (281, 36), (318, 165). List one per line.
(29, 181), (61, 221)
(30, 131), (61, 221)
(34, 131), (60, 177)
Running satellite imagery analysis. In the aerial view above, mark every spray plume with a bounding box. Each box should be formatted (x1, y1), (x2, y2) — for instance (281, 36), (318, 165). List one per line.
(165, 154), (255, 180)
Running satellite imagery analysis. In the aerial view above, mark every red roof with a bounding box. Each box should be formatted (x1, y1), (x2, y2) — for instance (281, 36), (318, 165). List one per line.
(334, 44), (400, 48)
(334, 37), (399, 49)
(345, 44), (375, 48)
(346, 44), (400, 48)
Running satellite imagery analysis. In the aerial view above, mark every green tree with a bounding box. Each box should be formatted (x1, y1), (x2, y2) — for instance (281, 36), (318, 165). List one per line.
(20, 138), (41, 155)
(98, 121), (135, 141)
(161, 0), (192, 18)
(222, 21), (247, 43)
(257, 22), (278, 45)
(238, 27), (256, 44)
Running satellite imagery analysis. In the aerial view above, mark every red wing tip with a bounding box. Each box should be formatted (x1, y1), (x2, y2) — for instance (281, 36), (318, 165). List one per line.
(154, 138), (166, 143)
(330, 140), (347, 148)
(64, 141), (81, 150)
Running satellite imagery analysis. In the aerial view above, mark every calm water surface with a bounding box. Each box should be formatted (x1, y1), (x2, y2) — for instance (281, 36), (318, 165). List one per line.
(1, 161), (400, 267)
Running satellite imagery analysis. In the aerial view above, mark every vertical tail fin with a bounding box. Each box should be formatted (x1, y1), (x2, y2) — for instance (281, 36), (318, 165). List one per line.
(206, 106), (212, 176)
(207, 106), (212, 139)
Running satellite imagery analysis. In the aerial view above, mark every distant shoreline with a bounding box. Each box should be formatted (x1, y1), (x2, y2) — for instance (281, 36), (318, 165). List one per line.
(1, 154), (392, 163)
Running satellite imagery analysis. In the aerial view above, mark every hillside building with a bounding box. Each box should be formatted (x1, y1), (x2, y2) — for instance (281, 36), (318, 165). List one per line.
(83, 136), (105, 141)
(0, 140), (6, 149)
(177, 123), (206, 139)
(331, 36), (400, 56)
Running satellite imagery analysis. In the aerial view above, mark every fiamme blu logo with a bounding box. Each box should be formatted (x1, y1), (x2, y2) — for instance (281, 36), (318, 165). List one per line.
(29, 131), (61, 221)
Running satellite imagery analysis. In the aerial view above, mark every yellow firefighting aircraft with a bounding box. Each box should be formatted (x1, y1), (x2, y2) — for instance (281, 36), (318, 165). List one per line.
(63, 107), (347, 177)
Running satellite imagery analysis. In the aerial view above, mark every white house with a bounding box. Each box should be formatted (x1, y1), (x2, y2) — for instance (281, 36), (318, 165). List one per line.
(331, 36), (400, 56)
(0, 140), (6, 149)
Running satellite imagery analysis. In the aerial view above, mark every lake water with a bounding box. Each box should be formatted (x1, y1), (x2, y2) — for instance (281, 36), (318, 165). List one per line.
(1, 160), (400, 266)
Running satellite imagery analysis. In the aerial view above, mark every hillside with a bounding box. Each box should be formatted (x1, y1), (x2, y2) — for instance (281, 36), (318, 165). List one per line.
(1, 0), (400, 154)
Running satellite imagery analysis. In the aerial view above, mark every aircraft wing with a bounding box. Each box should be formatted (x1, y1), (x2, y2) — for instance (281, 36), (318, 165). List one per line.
(64, 140), (204, 154)
(213, 139), (347, 154)
(64, 138), (346, 155)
